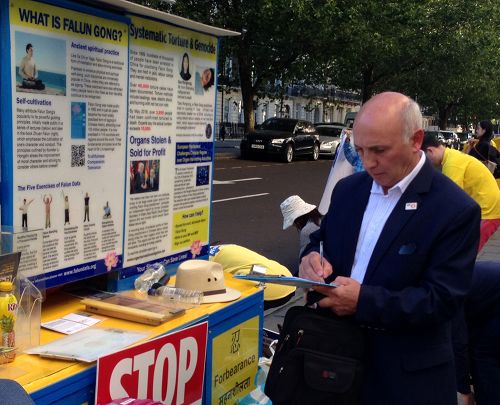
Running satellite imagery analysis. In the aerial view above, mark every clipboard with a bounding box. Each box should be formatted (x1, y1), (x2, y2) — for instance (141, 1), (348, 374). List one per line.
(233, 274), (338, 289)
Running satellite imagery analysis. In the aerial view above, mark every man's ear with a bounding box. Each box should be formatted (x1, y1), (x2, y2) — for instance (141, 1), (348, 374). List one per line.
(413, 128), (424, 149)
(412, 129), (424, 150)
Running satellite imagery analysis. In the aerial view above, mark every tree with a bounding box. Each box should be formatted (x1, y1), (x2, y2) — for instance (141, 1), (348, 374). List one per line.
(394, 0), (500, 128)
(129, 0), (500, 129)
(131, 0), (331, 132)
(314, 0), (428, 103)
(312, 0), (499, 128)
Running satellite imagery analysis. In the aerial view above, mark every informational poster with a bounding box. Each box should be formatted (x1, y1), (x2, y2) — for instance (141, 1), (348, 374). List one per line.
(124, 16), (216, 269)
(211, 316), (260, 404)
(7, 0), (128, 286)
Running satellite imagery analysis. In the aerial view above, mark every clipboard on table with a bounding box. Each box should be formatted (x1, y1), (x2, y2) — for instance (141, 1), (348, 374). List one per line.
(233, 274), (338, 289)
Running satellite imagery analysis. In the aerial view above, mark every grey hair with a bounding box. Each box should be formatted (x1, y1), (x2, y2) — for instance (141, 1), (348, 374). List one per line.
(401, 97), (423, 143)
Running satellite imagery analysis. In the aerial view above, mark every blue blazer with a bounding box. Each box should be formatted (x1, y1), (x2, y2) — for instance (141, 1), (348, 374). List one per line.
(453, 261), (500, 402)
(306, 159), (481, 404)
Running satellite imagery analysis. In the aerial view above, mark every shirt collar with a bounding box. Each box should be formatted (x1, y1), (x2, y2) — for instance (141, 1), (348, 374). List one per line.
(371, 151), (426, 195)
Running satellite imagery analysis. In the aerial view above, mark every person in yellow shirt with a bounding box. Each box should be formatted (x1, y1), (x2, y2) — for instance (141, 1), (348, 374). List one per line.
(422, 132), (500, 251)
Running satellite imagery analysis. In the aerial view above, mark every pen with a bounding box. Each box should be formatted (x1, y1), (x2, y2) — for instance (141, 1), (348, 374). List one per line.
(319, 241), (324, 267)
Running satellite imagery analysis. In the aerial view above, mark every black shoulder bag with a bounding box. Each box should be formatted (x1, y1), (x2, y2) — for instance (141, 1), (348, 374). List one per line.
(264, 306), (365, 405)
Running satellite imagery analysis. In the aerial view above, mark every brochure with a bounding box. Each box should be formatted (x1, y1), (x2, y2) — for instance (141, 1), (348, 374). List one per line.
(41, 312), (102, 335)
(0, 252), (21, 281)
(25, 327), (148, 362)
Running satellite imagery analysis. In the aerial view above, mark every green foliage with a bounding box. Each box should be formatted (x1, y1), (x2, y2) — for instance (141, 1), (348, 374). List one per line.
(127, 0), (500, 128)
(319, 0), (499, 126)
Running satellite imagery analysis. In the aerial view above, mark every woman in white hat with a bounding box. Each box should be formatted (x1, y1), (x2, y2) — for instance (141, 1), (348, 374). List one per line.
(280, 195), (323, 256)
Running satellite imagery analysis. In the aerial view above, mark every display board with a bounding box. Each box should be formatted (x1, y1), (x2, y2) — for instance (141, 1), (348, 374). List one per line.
(123, 15), (216, 272)
(0, 0), (217, 288)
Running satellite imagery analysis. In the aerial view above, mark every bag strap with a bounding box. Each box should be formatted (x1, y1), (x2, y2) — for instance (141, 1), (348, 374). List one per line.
(473, 145), (489, 161)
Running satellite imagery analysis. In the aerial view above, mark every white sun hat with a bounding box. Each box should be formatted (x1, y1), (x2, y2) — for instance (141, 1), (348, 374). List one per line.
(174, 260), (241, 303)
(280, 195), (317, 230)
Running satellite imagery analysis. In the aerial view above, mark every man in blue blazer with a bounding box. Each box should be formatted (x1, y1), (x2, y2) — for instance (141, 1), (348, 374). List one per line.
(454, 261), (500, 405)
(301, 92), (481, 404)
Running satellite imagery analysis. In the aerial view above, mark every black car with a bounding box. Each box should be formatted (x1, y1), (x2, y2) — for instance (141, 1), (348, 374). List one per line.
(240, 118), (320, 163)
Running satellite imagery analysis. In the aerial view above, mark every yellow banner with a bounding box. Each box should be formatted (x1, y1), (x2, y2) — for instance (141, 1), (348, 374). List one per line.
(130, 16), (216, 61)
(172, 206), (209, 251)
(211, 316), (260, 405)
(10, 0), (128, 46)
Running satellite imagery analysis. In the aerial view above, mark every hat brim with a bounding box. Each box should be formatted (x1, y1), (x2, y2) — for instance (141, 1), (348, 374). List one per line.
(202, 287), (241, 303)
(283, 218), (294, 230)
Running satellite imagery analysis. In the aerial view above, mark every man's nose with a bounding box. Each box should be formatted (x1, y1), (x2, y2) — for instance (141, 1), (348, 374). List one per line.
(362, 152), (377, 169)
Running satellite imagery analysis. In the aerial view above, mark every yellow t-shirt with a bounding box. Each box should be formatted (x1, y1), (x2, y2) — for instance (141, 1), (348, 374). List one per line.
(442, 148), (500, 219)
(493, 137), (500, 152)
(209, 244), (296, 301)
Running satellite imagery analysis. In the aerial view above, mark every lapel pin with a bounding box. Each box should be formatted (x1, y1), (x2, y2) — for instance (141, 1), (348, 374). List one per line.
(405, 202), (418, 210)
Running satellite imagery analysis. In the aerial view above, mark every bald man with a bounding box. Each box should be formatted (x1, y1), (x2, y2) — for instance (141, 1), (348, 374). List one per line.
(300, 92), (480, 404)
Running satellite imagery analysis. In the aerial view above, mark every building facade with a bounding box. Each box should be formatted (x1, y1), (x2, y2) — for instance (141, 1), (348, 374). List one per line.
(216, 84), (362, 137)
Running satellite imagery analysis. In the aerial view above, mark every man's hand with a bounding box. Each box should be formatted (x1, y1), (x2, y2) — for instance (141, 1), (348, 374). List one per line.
(314, 276), (361, 316)
(460, 393), (475, 405)
(299, 252), (333, 282)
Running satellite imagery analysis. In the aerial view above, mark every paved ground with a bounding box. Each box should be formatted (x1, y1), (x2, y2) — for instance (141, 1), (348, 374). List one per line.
(477, 225), (500, 262)
(214, 139), (241, 160)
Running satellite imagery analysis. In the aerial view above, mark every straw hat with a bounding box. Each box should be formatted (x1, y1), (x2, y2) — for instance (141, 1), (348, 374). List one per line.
(175, 260), (241, 303)
(280, 195), (316, 230)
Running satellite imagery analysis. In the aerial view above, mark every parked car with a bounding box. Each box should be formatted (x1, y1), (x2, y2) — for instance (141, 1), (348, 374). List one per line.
(424, 130), (460, 149)
(240, 118), (320, 163)
(457, 132), (473, 150)
(315, 123), (346, 158)
(439, 130), (461, 149)
(344, 112), (357, 127)
(314, 121), (345, 127)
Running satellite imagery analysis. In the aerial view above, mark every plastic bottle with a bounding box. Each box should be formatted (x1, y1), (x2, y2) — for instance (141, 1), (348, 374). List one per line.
(151, 286), (203, 305)
(134, 263), (167, 294)
(0, 281), (17, 364)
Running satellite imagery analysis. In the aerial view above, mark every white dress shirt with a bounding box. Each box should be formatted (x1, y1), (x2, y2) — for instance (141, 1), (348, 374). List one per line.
(350, 152), (426, 283)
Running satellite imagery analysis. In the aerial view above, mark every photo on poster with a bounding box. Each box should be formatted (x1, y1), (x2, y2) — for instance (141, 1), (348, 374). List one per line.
(102, 201), (112, 219)
(179, 52), (192, 81)
(14, 31), (66, 96)
(130, 160), (160, 194)
(205, 123), (212, 139)
(71, 102), (86, 139)
(194, 66), (214, 95)
(196, 165), (210, 186)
